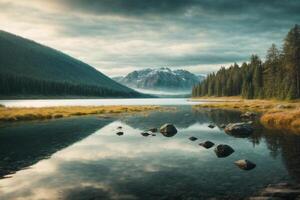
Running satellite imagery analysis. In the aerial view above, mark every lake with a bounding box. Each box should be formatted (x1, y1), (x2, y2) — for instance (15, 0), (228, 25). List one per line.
(0, 101), (299, 200)
(0, 98), (200, 107)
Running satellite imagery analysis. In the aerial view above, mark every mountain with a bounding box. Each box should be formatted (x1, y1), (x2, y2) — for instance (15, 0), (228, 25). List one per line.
(0, 30), (145, 98)
(113, 67), (205, 91)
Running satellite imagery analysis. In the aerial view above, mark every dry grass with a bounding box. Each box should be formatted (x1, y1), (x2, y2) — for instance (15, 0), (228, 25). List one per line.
(193, 97), (300, 133)
(261, 109), (300, 132)
(0, 105), (161, 122)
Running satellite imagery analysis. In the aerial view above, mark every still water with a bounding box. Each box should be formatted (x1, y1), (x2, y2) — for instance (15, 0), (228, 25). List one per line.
(0, 98), (200, 107)
(0, 105), (300, 199)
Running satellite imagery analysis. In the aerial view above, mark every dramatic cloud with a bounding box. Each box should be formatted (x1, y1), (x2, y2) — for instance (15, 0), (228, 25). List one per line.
(0, 0), (299, 76)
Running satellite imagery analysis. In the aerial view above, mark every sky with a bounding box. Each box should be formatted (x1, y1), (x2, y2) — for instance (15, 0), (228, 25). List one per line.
(1, 0), (300, 77)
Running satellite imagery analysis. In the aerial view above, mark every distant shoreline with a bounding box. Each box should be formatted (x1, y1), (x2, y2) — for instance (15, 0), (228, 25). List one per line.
(193, 97), (300, 134)
(0, 105), (161, 122)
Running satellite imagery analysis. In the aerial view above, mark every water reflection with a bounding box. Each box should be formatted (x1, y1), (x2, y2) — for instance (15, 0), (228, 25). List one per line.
(0, 107), (300, 200)
(0, 116), (113, 178)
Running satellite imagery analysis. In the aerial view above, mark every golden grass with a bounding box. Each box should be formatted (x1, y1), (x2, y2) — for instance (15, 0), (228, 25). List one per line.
(0, 105), (161, 122)
(193, 97), (300, 133)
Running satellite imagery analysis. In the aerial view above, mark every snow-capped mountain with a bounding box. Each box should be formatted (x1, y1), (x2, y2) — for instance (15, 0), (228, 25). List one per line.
(113, 67), (204, 91)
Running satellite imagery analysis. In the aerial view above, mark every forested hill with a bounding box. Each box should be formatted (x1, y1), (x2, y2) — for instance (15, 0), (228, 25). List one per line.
(192, 25), (300, 100)
(0, 30), (145, 98)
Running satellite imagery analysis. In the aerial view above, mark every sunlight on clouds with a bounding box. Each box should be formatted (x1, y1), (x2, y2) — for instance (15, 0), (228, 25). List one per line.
(0, 0), (298, 76)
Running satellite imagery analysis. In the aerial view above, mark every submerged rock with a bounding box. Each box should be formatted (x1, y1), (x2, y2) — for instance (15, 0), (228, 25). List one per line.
(151, 133), (156, 136)
(160, 124), (177, 137)
(214, 144), (234, 158)
(240, 111), (257, 118)
(224, 123), (254, 137)
(234, 159), (256, 170)
(148, 128), (158, 133)
(208, 124), (215, 129)
(189, 136), (198, 141)
(199, 141), (215, 149)
(116, 132), (124, 136)
(141, 132), (151, 137)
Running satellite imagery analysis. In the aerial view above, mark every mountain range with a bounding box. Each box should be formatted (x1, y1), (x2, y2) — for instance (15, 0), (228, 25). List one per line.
(0, 30), (145, 98)
(113, 67), (204, 92)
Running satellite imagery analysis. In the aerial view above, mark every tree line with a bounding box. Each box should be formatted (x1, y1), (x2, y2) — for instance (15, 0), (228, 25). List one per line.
(192, 25), (300, 100)
(0, 73), (139, 98)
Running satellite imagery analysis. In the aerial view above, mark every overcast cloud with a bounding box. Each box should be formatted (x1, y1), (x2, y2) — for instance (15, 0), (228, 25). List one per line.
(0, 0), (299, 76)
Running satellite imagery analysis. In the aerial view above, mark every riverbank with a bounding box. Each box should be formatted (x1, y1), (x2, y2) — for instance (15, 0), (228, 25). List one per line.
(193, 97), (300, 133)
(0, 105), (161, 122)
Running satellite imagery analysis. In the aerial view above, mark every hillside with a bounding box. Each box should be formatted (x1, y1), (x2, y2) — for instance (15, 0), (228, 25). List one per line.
(114, 67), (204, 92)
(0, 30), (144, 98)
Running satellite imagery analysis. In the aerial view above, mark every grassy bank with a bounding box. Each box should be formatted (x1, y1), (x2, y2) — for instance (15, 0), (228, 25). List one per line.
(193, 97), (300, 133)
(0, 105), (160, 122)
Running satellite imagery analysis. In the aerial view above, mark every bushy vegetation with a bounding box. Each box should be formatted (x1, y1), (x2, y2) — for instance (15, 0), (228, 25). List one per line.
(192, 25), (300, 100)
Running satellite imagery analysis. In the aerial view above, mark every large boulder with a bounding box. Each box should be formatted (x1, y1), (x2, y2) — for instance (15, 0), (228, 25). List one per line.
(199, 141), (215, 149)
(214, 144), (234, 158)
(234, 159), (256, 170)
(224, 123), (254, 137)
(160, 124), (177, 137)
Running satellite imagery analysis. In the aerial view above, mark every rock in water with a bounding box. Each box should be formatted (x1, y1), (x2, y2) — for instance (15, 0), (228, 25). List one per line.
(141, 132), (151, 137)
(160, 124), (177, 137)
(116, 132), (124, 136)
(214, 144), (234, 158)
(240, 111), (257, 118)
(224, 123), (254, 137)
(208, 124), (215, 129)
(151, 133), (156, 136)
(189, 136), (198, 141)
(220, 124), (226, 129)
(148, 128), (158, 133)
(199, 141), (215, 149)
(117, 126), (122, 129)
(234, 159), (256, 170)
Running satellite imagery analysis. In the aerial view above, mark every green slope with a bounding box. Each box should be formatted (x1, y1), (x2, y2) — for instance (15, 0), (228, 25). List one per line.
(0, 30), (143, 98)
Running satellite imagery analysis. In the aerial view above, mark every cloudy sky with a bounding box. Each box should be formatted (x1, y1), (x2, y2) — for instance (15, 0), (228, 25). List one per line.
(1, 0), (299, 76)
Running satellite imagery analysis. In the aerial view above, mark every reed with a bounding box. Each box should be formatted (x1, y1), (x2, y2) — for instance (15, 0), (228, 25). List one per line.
(194, 97), (300, 133)
(0, 105), (160, 122)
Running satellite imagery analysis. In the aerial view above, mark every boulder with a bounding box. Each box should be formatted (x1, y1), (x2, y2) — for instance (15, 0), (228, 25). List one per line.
(148, 128), (158, 133)
(224, 123), (254, 137)
(241, 111), (257, 118)
(199, 141), (215, 149)
(189, 136), (198, 141)
(141, 132), (151, 137)
(214, 144), (234, 158)
(234, 159), (256, 170)
(220, 124), (227, 129)
(160, 124), (177, 137)
(208, 124), (215, 129)
(116, 132), (124, 136)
